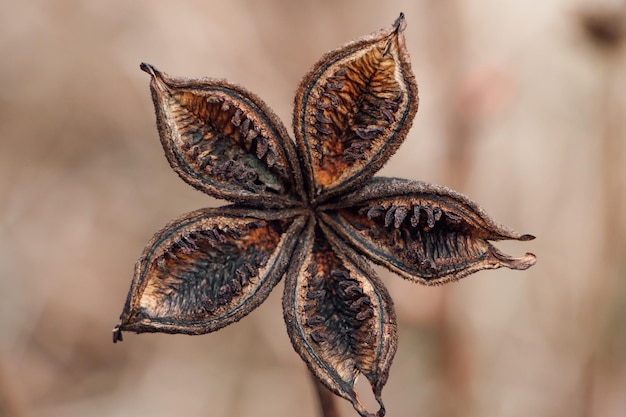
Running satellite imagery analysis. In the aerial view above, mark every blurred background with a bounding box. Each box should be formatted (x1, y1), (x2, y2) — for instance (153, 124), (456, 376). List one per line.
(1, 0), (625, 416)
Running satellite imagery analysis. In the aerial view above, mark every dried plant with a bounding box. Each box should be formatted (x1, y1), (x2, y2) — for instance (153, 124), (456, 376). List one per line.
(113, 14), (535, 417)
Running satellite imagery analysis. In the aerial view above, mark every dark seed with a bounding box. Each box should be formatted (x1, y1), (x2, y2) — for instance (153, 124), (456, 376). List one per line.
(367, 205), (386, 219)
(244, 262), (257, 277)
(343, 285), (363, 296)
(316, 98), (333, 109)
(381, 107), (395, 123)
(250, 221), (268, 229)
(187, 131), (204, 146)
(240, 117), (250, 138)
(231, 108), (243, 126)
(257, 253), (269, 268)
(425, 207), (436, 229)
(410, 206), (421, 227)
(231, 278), (242, 295)
(445, 211), (462, 223)
(384, 206), (396, 228)
(356, 308), (374, 321)
(256, 136), (269, 159)
(306, 263), (318, 277)
(433, 207), (442, 222)
(394, 206), (408, 228)
(338, 279), (356, 289)
(266, 144), (278, 167)
(355, 125), (383, 140)
(350, 297), (371, 309)
(310, 331), (326, 344)
(307, 289), (327, 300)
(204, 299), (216, 312)
(236, 269), (249, 285)
(315, 122), (334, 135)
(212, 227), (227, 244)
(327, 81), (344, 90)
(217, 284), (233, 304)
(316, 112), (332, 124)
(306, 315), (326, 326)
(322, 92), (340, 106)
(331, 269), (351, 280)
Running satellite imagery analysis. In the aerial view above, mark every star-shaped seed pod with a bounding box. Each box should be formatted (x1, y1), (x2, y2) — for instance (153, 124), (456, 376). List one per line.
(113, 14), (535, 417)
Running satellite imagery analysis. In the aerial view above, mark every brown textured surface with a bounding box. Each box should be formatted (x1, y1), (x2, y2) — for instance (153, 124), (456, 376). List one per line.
(143, 64), (305, 206)
(294, 15), (417, 202)
(2, 1), (626, 417)
(118, 207), (305, 335)
(321, 178), (535, 284)
(115, 14), (534, 417)
(283, 223), (396, 417)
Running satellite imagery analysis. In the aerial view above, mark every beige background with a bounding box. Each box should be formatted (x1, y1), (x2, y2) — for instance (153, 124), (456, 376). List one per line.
(1, 1), (625, 416)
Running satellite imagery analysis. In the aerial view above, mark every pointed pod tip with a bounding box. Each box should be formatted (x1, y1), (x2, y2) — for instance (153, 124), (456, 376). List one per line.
(350, 391), (386, 417)
(140, 62), (158, 77)
(491, 248), (536, 271)
(519, 234), (536, 241)
(507, 252), (537, 270)
(352, 402), (382, 417)
(520, 252), (537, 268)
(112, 324), (124, 343)
(393, 13), (407, 32)
(375, 393), (387, 417)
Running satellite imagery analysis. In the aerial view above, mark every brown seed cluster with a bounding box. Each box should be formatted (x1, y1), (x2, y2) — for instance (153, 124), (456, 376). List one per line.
(115, 15), (535, 417)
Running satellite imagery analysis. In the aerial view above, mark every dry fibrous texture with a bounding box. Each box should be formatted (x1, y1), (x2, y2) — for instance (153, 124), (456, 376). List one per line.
(114, 14), (536, 417)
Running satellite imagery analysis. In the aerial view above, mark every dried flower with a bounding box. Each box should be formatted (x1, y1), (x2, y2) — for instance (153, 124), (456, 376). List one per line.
(113, 14), (535, 417)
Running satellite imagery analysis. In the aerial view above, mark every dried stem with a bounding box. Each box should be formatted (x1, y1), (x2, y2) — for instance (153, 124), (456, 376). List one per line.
(0, 355), (30, 417)
(581, 9), (626, 413)
(311, 372), (341, 417)
(426, 1), (473, 416)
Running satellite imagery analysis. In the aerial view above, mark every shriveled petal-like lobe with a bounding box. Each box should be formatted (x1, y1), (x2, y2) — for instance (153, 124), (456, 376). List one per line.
(293, 14), (418, 202)
(283, 221), (397, 417)
(320, 178), (536, 285)
(113, 207), (305, 341)
(141, 63), (305, 207)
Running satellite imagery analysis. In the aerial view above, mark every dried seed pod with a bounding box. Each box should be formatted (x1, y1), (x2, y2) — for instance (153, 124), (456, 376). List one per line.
(115, 207), (305, 337)
(293, 13), (418, 202)
(320, 177), (536, 284)
(141, 63), (306, 207)
(117, 14), (536, 417)
(283, 221), (396, 417)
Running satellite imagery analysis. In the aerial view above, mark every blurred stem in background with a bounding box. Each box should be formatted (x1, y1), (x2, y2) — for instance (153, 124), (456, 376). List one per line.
(0, 355), (30, 417)
(425, 1), (474, 416)
(312, 373), (340, 417)
(577, 2), (626, 415)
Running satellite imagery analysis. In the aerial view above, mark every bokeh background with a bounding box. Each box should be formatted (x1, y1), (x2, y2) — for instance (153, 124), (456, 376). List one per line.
(1, 1), (625, 416)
